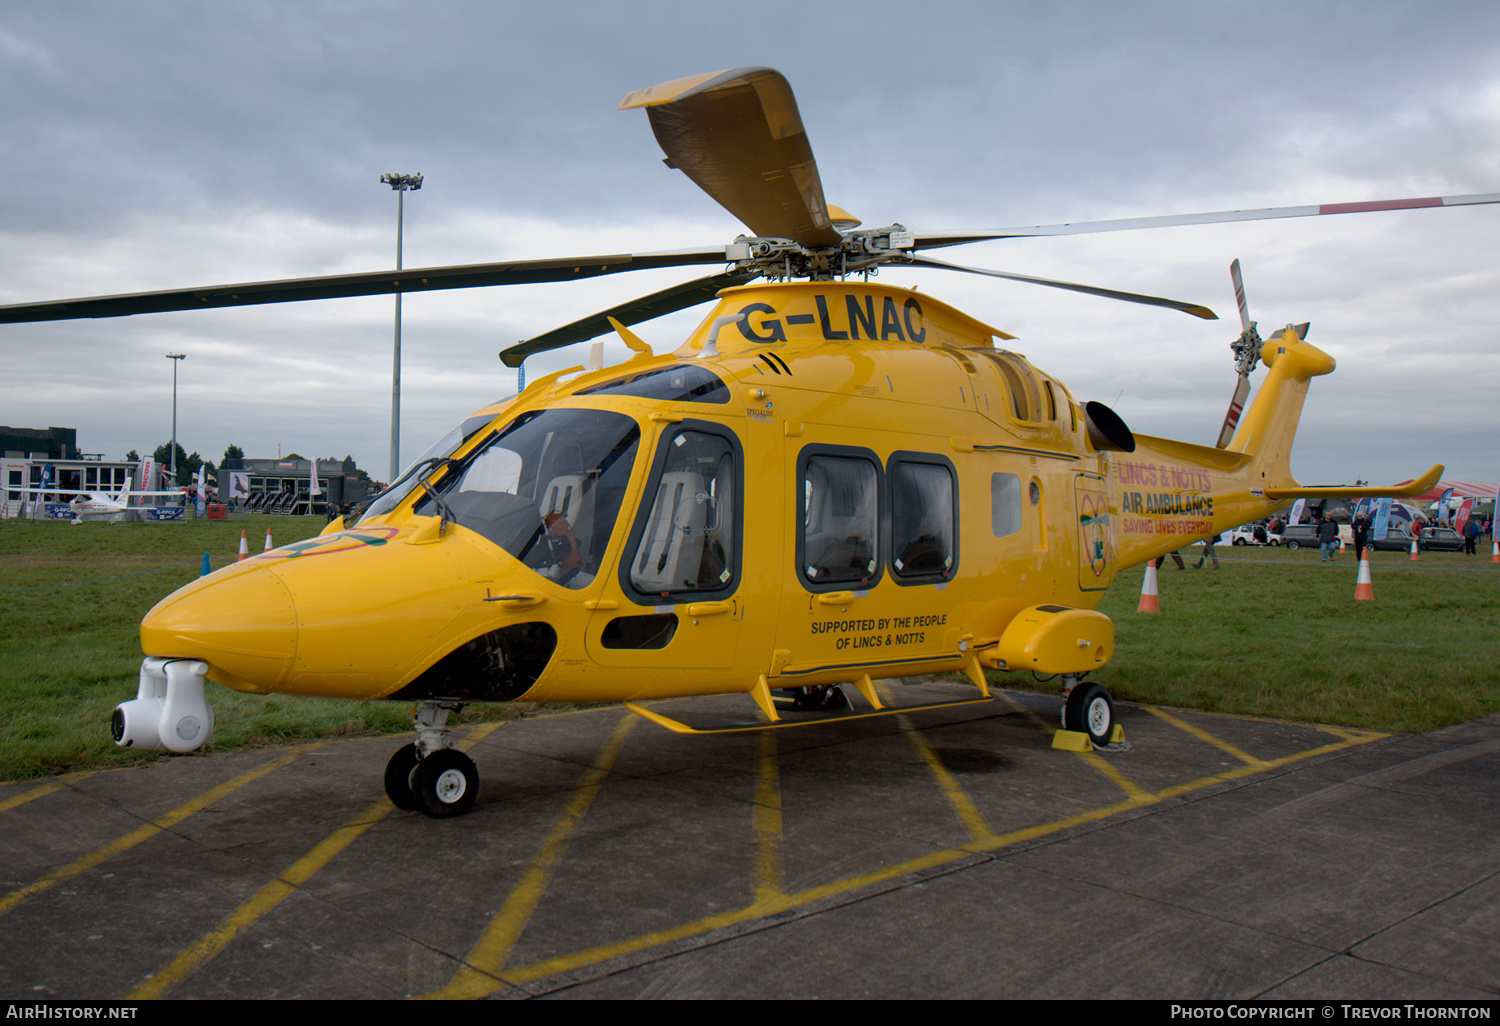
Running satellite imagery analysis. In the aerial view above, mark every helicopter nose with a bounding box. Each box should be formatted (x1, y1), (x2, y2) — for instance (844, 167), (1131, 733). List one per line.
(140, 563), (297, 691)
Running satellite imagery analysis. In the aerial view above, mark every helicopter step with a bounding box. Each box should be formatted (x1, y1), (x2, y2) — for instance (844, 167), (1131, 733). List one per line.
(624, 691), (995, 736)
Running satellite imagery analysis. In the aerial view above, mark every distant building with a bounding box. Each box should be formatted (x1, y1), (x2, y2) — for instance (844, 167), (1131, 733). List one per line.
(0, 425), (80, 461)
(2, 425), (140, 518)
(220, 456), (368, 515)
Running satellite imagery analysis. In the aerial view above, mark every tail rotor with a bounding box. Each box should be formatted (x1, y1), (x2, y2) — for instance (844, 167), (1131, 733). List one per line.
(1216, 259), (1263, 448)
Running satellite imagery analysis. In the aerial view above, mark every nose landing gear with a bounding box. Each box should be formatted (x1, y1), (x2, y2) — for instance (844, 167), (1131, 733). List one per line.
(384, 701), (479, 818)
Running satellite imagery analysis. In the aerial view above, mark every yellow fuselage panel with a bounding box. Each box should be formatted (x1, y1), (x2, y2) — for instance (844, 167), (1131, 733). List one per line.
(138, 282), (1337, 705)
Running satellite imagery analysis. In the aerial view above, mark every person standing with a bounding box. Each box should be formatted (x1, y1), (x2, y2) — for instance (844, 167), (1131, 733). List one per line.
(1463, 517), (1480, 555)
(1352, 513), (1370, 561)
(1317, 515), (1339, 562)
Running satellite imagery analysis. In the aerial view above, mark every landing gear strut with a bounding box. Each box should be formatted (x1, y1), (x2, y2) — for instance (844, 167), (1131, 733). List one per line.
(384, 701), (478, 818)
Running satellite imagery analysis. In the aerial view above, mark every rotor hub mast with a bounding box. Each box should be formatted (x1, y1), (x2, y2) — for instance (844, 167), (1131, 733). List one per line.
(728, 225), (915, 281)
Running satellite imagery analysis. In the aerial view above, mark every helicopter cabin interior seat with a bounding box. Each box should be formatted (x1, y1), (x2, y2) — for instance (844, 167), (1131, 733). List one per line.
(631, 470), (710, 593)
(539, 472), (597, 570)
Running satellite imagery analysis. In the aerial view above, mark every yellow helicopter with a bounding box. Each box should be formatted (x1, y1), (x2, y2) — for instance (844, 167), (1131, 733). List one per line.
(1, 67), (1478, 817)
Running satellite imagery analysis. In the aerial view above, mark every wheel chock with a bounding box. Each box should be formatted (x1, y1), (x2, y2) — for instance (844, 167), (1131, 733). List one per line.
(1051, 725), (1127, 751)
(1051, 729), (1092, 752)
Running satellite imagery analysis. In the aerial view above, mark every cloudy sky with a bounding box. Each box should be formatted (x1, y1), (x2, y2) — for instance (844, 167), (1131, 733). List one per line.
(2, 0), (1498, 490)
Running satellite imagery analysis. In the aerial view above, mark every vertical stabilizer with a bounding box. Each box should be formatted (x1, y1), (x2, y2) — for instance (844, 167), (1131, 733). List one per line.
(1225, 324), (1333, 490)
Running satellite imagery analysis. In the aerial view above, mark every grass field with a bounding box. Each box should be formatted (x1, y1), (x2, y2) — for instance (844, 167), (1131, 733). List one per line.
(1006, 543), (1500, 732)
(2, 517), (1498, 781)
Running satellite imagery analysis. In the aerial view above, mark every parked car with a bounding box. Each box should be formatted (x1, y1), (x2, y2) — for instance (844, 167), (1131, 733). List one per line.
(1369, 525), (1464, 552)
(1280, 524), (1318, 549)
(1226, 524), (1281, 546)
(1422, 527), (1467, 551)
(1370, 525), (1416, 552)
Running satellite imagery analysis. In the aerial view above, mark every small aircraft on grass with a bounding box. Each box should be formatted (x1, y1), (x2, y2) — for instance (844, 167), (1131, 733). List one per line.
(0, 68), (1482, 817)
(14, 475), (186, 524)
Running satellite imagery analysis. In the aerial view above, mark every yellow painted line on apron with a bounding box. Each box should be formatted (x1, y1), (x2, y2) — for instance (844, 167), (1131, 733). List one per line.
(1150, 733), (1382, 801)
(422, 713), (638, 1000)
(128, 795), (395, 999)
(492, 703), (1390, 990)
(1142, 705), (1272, 768)
(1075, 750), (1153, 803)
(878, 681), (992, 844)
(127, 723), (504, 1000)
(752, 729), (783, 905)
(996, 691), (1152, 803)
(0, 752), (299, 919)
(0, 771), (96, 814)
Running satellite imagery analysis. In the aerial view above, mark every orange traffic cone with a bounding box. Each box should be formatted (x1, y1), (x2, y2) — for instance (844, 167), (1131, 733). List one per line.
(1137, 563), (1160, 613)
(237, 530), (249, 561)
(1339, 534), (1347, 554)
(1354, 554), (1374, 601)
(1409, 533), (1420, 561)
(263, 527), (274, 552)
(1492, 538), (1499, 564)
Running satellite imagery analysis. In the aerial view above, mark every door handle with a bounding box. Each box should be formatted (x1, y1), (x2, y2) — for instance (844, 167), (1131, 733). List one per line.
(815, 591), (860, 605)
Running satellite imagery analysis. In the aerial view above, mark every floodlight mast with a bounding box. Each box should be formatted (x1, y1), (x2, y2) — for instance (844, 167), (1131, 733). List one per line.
(380, 172), (423, 483)
(165, 352), (186, 482)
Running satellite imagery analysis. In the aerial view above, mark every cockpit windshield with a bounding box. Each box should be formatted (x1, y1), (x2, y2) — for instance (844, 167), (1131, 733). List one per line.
(357, 411), (498, 523)
(412, 409), (640, 589)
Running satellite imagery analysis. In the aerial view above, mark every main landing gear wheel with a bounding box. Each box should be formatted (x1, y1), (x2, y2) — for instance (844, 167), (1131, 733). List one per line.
(411, 748), (479, 819)
(1064, 682), (1115, 747)
(788, 684), (849, 710)
(383, 743), (420, 811)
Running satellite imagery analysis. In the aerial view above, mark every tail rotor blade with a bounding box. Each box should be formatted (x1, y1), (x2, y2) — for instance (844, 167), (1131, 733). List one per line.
(1230, 258), (1252, 334)
(1217, 373), (1252, 449)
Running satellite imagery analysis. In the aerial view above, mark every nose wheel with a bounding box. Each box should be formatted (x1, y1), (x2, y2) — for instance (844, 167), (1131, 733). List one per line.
(383, 701), (480, 818)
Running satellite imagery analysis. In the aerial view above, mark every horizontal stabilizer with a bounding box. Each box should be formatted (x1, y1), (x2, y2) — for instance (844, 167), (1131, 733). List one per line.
(1265, 464), (1444, 499)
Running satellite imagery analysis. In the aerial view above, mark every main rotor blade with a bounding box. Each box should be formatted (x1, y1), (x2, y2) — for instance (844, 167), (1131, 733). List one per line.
(901, 254), (1218, 320)
(0, 247), (735, 324)
(620, 67), (843, 250)
(911, 192), (1500, 250)
(499, 267), (761, 367)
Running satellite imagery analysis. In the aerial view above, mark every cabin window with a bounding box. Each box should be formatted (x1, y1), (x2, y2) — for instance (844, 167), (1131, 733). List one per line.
(800, 450), (880, 587)
(600, 613), (679, 649)
(626, 425), (740, 600)
(415, 409), (641, 590)
(889, 457), (957, 580)
(574, 364), (730, 404)
(992, 473), (1023, 537)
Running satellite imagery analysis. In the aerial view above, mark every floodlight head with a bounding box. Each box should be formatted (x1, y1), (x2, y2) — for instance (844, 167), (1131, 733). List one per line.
(380, 172), (423, 191)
